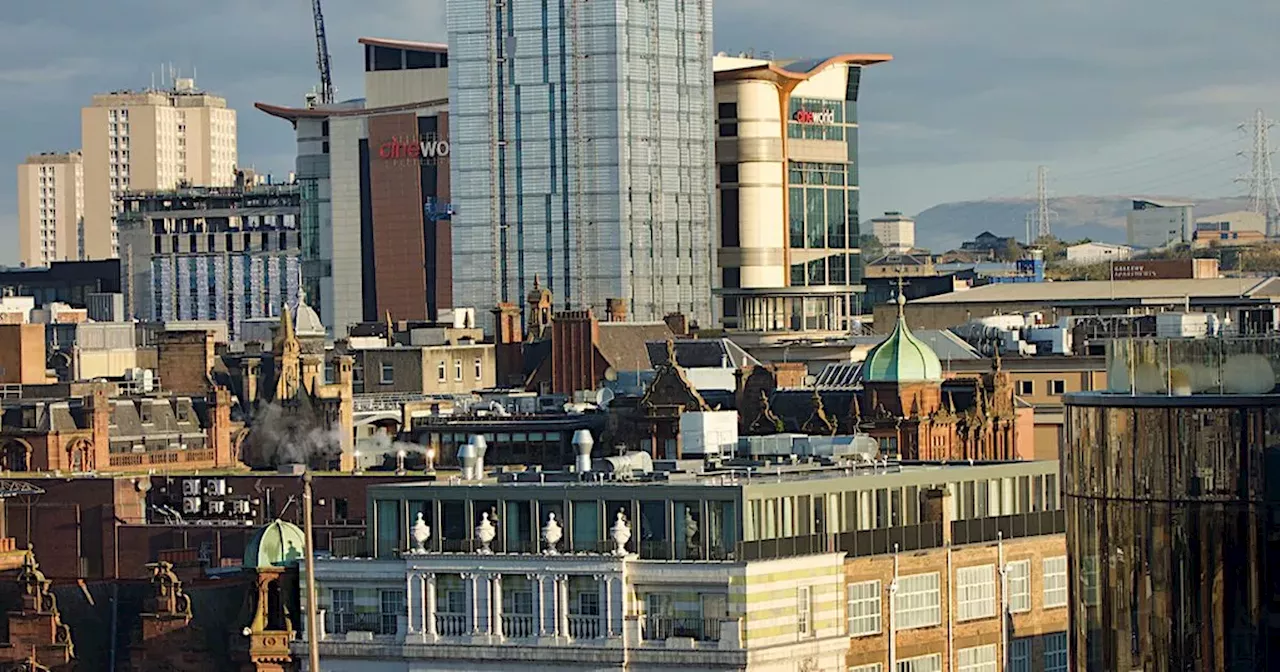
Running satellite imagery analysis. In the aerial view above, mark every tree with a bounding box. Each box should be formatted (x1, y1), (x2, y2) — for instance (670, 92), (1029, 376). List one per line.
(998, 238), (1022, 262)
(858, 234), (884, 260)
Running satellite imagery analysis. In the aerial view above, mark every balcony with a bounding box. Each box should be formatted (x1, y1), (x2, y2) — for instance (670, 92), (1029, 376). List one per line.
(435, 613), (468, 637)
(642, 616), (723, 642)
(326, 612), (397, 636)
(567, 615), (601, 640)
(502, 614), (535, 638)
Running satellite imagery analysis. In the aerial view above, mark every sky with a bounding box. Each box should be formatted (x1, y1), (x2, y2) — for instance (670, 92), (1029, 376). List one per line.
(1, 0), (1278, 265)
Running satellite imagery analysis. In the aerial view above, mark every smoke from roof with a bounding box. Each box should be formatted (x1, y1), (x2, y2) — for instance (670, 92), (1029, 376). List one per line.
(241, 403), (343, 468)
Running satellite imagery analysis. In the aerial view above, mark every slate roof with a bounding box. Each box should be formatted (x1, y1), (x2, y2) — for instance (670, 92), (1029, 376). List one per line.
(597, 322), (674, 373)
(646, 338), (761, 370)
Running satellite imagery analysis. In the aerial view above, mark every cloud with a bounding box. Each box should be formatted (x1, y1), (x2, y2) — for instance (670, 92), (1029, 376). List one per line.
(0, 0), (1275, 263)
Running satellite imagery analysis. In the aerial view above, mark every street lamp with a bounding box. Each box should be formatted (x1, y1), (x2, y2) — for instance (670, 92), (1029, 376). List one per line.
(395, 449), (407, 476)
(425, 447), (436, 474)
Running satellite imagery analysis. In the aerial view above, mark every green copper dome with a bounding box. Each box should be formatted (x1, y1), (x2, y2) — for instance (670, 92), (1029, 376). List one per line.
(244, 519), (306, 569)
(862, 294), (943, 383)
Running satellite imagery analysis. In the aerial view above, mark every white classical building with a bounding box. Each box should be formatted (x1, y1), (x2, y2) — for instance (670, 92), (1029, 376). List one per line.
(297, 524), (848, 672)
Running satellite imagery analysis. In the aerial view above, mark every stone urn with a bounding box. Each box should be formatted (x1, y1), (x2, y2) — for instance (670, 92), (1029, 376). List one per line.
(475, 512), (496, 554)
(411, 512), (431, 554)
(542, 512), (563, 555)
(610, 510), (631, 556)
(683, 509), (698, 555)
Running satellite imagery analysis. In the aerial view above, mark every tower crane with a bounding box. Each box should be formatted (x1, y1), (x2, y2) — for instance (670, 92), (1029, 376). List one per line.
(311, 0), (335, 105)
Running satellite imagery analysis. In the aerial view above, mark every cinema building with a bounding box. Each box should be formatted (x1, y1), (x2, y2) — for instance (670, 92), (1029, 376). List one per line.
(258, 37), (453, 338)
(713, 53), (891, 342)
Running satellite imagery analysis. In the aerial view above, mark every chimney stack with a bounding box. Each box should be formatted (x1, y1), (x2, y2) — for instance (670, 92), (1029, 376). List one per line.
(605, 298), (627, 323)
(572, 429), (595, 473)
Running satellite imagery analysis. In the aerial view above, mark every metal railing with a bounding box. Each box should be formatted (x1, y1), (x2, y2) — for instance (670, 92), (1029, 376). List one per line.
(951, 510), (1066, 545)
(326, 612), (396, 636)
(642, 616), (722, 642)
(567, 615), (601, 639)
(435, 613), (468, 636)
(502, 614), (535, 638)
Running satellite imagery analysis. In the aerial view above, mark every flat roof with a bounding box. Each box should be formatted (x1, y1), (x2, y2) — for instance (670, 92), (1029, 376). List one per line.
(358, 37), (448, 53)
(911, 277), (1280, 305)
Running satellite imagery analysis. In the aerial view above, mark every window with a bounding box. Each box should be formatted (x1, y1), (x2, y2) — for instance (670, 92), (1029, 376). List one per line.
(333, 497), (349, 521)
(956, 565), (996, 621)
(1007, 559), (1031, 613)
(454, 359), (463, 381)
(720, 189), (740, 247)
(380, 589), (406, 634)
(847, 580), (881, 636)
(717, 102), (737, 119)
(1043, 556), (1068, 608)
(719, 164), (739, 184)
(893, 572), (940, 630)
(1043, 632), (1068, 672)
(1050, 379), (1066, 395)
(474, 358), (483, 380)
(957, 644), (997, 672)
(896, 654), (942, 672)
(331, 588), (355, 632)
(437, 361), (446, 383)
(380, 362), (394, 385)
(719, 122), (738, 137)
(1017, 380), (1034, 395)
(796, 586), (813, 636)
(1009, 637), (1032, 672)
(850, 665), (883, 672)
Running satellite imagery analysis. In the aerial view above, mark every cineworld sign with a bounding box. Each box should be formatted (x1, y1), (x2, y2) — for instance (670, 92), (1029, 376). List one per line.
(793, 108), (837, 125)
(378, 137), (451, 163)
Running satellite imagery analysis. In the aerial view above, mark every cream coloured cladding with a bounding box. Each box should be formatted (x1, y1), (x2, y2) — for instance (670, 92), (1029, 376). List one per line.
(327, 115), (367, 337)
(81, 87), (237, 260)
(716, 78), (786, 289)
(735, 553), (848, 656)
(789, 64), (853, 101)
(365, 69), (449, 108)
(17, 152), (84, 266)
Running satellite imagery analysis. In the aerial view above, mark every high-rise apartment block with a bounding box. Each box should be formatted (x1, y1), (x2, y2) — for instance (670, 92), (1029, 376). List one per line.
(16, 152), (84, 267)
(81, 78), (237, 259)
(448, 0), (716, 330)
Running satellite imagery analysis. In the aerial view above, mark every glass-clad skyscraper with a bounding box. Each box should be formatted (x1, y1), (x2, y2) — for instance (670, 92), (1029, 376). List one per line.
(448, 0), (715, 329)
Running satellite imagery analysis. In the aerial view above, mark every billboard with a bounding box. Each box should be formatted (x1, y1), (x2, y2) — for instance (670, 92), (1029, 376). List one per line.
(1109, 259), (1216, 280)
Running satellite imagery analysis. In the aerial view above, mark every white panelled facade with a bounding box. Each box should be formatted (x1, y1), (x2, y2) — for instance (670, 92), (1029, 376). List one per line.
(448, 0), (715, 330)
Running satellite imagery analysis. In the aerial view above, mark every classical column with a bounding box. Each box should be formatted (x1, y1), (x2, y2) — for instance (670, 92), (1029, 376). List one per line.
(424, 574), (437, 638)
(556, 574), (570, 638)
(593, 573), (609, 637)
(462, 572), (479, 635)
(530, 573), (545, 636)
(406, 573), (417, 634)
(491, 574), (504, 638)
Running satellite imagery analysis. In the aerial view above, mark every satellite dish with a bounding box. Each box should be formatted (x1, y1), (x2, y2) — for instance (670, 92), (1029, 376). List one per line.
(604, 366), (618, 382)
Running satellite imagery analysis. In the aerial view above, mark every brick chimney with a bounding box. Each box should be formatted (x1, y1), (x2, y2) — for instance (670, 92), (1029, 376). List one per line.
(605, 298), (628, 323)
(551, 310), (601, 394)
(922, 488), (954, 545)
(492, 303), (526, 387)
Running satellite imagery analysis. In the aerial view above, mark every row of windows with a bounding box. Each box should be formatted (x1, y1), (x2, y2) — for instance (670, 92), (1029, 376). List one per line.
(1017, 379), (1068, 396)
(790, 254), (861, 288)
(366, 45), (448, 72)
(846, 557), (1068, 636)
(847, 635), (1067, 672)
(376, 359), (484, 385)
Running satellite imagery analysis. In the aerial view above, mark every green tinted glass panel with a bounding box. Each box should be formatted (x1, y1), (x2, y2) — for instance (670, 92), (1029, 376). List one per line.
(827, 189), (846, 248)
(789, 187), (805, 248)
(806, 189), (825, 248)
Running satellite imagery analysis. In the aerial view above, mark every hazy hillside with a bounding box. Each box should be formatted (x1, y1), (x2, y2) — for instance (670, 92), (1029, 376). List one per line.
(900, 195), (1252, 252)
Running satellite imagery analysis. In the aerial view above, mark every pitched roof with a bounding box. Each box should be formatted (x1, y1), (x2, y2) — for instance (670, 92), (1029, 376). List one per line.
(646, 338), (761, 369)
(597, 322), (674, 373)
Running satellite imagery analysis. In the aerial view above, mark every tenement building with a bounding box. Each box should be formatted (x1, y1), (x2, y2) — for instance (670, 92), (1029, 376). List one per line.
(289, 453), (1065, 670)
(1063, 338), (1280, 670)
(713, 52), (891, 340)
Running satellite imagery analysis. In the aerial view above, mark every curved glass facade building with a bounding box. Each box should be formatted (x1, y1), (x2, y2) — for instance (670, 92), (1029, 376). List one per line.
(713, 54), (890, 341)
(1064, 353), (1280, 670)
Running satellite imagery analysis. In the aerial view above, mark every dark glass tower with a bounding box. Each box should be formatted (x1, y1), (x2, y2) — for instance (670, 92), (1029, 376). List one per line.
(1063, 392), (1280, 670)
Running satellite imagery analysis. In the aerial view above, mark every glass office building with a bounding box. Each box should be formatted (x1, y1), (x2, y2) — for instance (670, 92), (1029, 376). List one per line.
(713, 54), (891, 341)
(1063, 339), (1280, 670)
(447, 0), (715, 331)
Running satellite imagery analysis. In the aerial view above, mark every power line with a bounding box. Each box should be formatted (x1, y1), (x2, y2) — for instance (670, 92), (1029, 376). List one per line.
(1236, 109), (1280, 236)
(1034, 165), (1054, 239)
